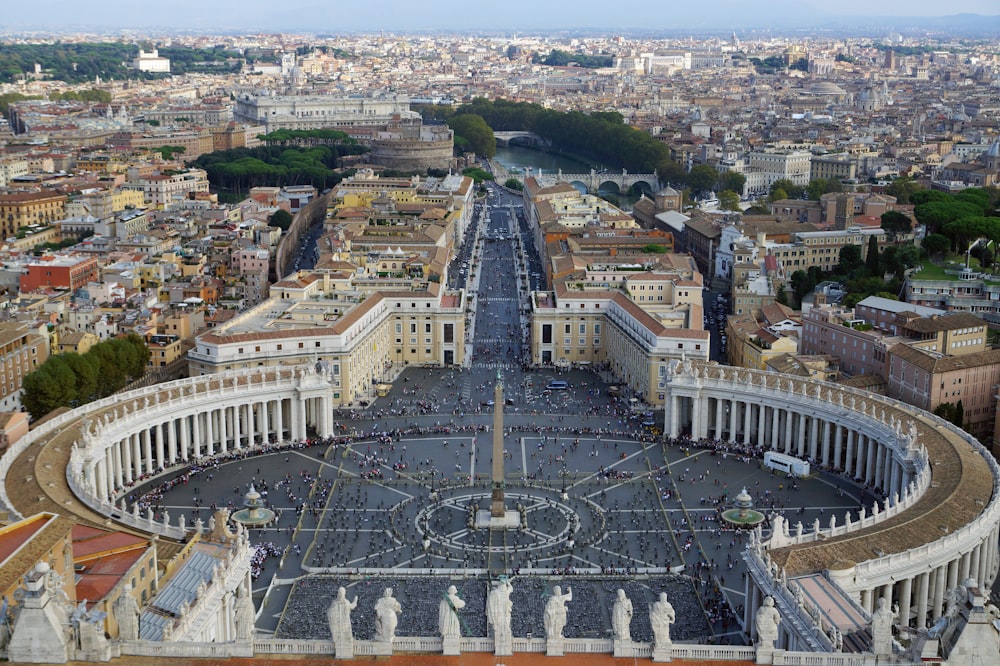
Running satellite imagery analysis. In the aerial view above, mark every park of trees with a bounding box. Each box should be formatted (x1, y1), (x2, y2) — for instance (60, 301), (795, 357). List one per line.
(532, 49), (613, 68)
(21, 333), (150, 420)
(0, 43), (242, 83)
(779, 184), (1000, 310)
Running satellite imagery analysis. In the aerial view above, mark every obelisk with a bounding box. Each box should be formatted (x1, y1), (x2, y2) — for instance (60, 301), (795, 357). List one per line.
(490, 369), (506, 518)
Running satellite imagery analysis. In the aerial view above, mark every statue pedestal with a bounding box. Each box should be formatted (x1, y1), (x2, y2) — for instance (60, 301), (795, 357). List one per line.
(546, 636), (565, 656)
(756, 648), (777, 665)
(371, 640), (393, 656)
(494, 635), (513, 656)
(652, 643), (673, 662)
(613, 639), (634, 657)
(442, 636), (461, 656)
(475, 509), (520, 529)
(334, 639), (354, 660)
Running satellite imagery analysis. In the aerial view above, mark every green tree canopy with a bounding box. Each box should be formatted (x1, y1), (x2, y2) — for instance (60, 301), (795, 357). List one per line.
(880, 210), (913, 240)
(770, 179), (804, 199)
(687, 165), (719, 199)
(22, 333), (149, 420)
(718, 190), (741, 211)
(447, 114), (496, 159)
(269, 209), (293, 231)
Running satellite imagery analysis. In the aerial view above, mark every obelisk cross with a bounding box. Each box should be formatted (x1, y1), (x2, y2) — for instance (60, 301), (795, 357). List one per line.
(490, 369), (506, 518)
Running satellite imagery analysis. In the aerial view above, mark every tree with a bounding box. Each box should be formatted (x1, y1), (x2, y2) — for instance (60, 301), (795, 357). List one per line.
(21, 357), (77, 419)
(269, 209), (293, 231)
(880, 210), (912, 241)
(866, 236), (880, 275)
(838, 244), (863, 274)
(504, 178), (524, 191)
(885, 176), (923, 205)
(775, 285), (790, 306)
(718, 190), (741, 211)
(769, 188), (788, 204)
(718, 171), (746, 195)
(954, 400), (964, 428)
(770, 178), (804, 199)
(922, 233), (950, 258)
(789, 270), (815, 306)
(447, 114), (496, 158)
(806, 179), (828, 201)
(687, 165), (719, 199)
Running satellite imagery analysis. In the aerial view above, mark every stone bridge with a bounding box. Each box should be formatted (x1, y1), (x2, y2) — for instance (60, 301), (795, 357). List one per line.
(493, 131), (550, 147)
(513, 168), (661, 195)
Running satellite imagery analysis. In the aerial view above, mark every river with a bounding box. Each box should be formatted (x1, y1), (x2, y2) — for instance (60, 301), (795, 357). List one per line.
(492, 144), (641, 210)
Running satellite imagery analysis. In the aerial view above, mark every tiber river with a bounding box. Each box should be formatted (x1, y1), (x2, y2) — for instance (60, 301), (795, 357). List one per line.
(492, 144), (642, 209)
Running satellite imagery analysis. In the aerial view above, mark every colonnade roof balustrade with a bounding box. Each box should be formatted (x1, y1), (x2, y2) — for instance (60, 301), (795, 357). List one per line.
(0, 367), (313, 563)
(688, 363), (997, 578)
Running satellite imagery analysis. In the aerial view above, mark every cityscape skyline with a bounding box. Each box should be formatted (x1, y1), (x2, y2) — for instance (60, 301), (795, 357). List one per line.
(4, 0), (1000, 34)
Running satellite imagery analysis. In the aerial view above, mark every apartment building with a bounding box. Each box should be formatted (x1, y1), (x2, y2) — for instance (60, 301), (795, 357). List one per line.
(0, 321), (50, 411)
(0, 191), (68, 237)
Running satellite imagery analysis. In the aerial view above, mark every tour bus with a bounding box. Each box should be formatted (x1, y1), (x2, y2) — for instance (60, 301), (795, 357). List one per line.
(763, 451), (810, 478)
(546, 380), (569, 390)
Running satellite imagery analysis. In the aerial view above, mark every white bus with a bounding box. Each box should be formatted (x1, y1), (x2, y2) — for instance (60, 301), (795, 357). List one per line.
(763, 451), (810, 478)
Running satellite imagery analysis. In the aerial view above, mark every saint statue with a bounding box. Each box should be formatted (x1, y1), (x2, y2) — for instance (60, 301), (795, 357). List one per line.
(755, 596), (780, 649)
(611, 588), (633, 641)
(439, 585), (465, 641)
(543, 585), (572, 640)
(373, 588), (401, 643)
(650, 592), (675, 646)
(327, 587), (357, 646)
(113, 585), (140, 641)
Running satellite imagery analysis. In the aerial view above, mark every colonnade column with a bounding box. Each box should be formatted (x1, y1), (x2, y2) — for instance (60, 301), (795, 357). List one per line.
(729, 400), (738, 443)
(797, 415), (807, 457)
(123, 437), (134, 484)
(192, 411), (202, 458)
(932, 566), (947, 620)
(770, 407), (780, 450)
(915, 572), (929, 629)
(833, 425), (843, 472)
(142, 429), (152, 477)
(742, 401), (752, 444)
(809, 417), (819, 460)
(821, 421), (831, 467)
(168, 420), (177, 464)
(845, 430), (855, 477)
(780, 410), (790, 453)
(155, 424), (165, 472)
(715, 398), (724, 439)
(296, 396), (307, 441)
(899, 577), (913, 629)
(261, 401), (271, 444)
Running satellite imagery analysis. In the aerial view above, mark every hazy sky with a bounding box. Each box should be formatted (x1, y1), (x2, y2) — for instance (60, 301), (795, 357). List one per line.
(5, 0), (999, 32)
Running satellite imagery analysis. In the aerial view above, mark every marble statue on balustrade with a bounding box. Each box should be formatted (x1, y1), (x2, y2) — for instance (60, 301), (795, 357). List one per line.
(755, 596), (780, 650)
(374, 587), (402, 643)
(113, 585), (140, 641)
(649, 591), (675, 662)
(871, 596), (894, 656)
(487, 577), (513, 655)
(612, 588), (633, 641)
(234, 583), (255, 641)
(439, 585), (465, 655)
(544, 585), (572, 640)
(439, 585), (465, 640)
(328, 586), (357, 658)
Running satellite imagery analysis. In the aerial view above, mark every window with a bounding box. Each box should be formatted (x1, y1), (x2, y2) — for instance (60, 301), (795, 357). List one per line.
(594, 324), (601, 335)
(444, 324), (454, 343)
(564, 324), (571, 334)
(542, 324), (552, 344)
(410, 323), (417, 333)
(425, 323), (432, 333)
(395, 323), (402, 334)
(579, 324), (586, 334)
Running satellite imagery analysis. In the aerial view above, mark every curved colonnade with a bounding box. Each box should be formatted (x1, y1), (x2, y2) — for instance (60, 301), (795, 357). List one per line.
(0, 361), (996, 659)
(663, 361), (1000, 652)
